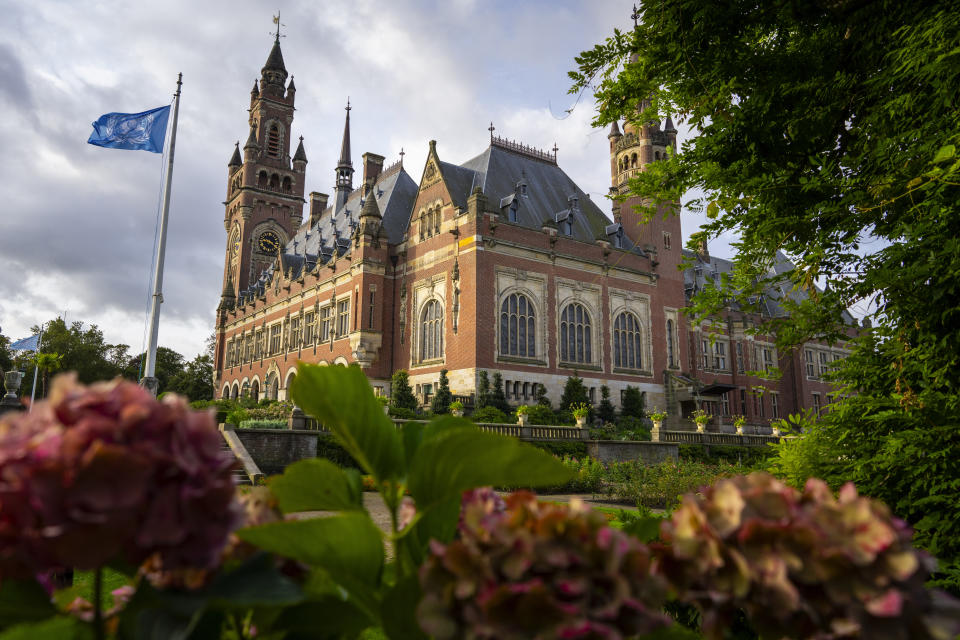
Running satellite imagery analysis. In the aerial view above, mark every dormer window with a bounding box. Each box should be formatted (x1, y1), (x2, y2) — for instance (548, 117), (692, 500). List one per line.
(613, 227), (624, 248)
(509, 201), (518, 223)
(564, 217), (573, 236)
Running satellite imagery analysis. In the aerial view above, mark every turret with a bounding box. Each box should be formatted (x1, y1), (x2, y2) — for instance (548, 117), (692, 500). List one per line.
(228, 142), (242, 175)
(293, 136), (307, 173)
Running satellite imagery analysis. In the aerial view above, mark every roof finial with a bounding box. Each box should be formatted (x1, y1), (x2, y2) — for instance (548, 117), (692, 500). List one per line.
(631, 4), (640, 27)
(346, 97), (351, 113)
(552, 142), (559, 158)
(488, 121), (495, 141)
(399, 147), (405, 166)
(272, 11), (285, 43)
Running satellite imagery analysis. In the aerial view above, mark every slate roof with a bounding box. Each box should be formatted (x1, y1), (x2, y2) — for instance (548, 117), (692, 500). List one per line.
(682, 250), (856, 324)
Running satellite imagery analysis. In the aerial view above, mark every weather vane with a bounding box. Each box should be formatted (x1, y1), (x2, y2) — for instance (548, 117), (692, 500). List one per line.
(631, 4), (640, 27)
(399, 147), (405, 165)
(272, 11), (285, 42)
(488, 121), (495, 140)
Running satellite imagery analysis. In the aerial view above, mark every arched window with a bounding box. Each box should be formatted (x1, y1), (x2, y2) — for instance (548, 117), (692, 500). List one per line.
(433, 208), (441, 234)
(560, 302), (592, 364)
(419, 300), (443, 361)
(613, 312), (643, 369)
(251, 379), (260, 401)
(258, 171), (267, 187)
(631, 153), (638, 168)
(282, 176), (292, 192)
(500, 292), (536, 358)
(267, 124), (281, 158)
(269, 174), (280, 190)
(667, 319), (676, 367)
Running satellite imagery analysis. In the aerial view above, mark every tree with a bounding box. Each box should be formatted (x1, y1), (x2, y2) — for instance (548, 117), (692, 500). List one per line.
(390, 370), (418, 411)
(489, 373), (510, 414)
(597, 385), (616, 423)
(122, 347), (185, 395)
(30, 318), (122, 384)
(167, 353), (214, 401)
(572, 1), (960, 591)
(534, 383), (551, 408)
(620, 386), (645, 420)
(559, 375), (589, 413)
(476, 370), (490, 409)
(33, 352), (63, 399)
(0, 334), (12, 395)
(431, 369), (453, 415)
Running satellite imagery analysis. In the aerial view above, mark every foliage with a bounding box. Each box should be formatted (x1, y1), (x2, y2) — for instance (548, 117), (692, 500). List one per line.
(514, 404), (530, 417)
(691, 409), (712, 426)
(597, 384), (617, 423)
(467, 405), (509, 424)
(614, 416), (652, 441)
(388, 406), (418, 420)
(448, 400), (463, 412)
(681, 444), (772, 469)
(622, 385), (646, 419)
(390, 369), (417, 411)
(605, 459), (739, 510)
(533, 382), (549, 407)
(121, 346), (185, 394)
(659, 473), (955, 640)
(166, 353), (214, 401)
(526, 403), (558, 425)
(418, 489), (671, 640)
(572, 0), (960, 596)
(226, 408), (250, 427)
(488, 373), (510, 414)
(476, 370), (490, 409)
(647, 406), (668, 422)
(429, 369), (453, 415)
(317, 434), (362, 470)
(571, 402), (590, 420)
(559, 374), (590, 414)
(526, 440), (588, 460)
(238, 419), (286, 430)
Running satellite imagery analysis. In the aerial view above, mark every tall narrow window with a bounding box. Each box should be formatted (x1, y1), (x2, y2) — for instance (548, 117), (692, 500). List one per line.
(700, 339), (710, 369)
(500, 293), (536, 358)
(805, 348), (816, 378)
(613, 312), (643, 369)
(740, 388), (747, 415)
(267, 124), (281, 158)
(508, 202), (518, 222)
(337, 300), (350, 337)
(245, 334), (253, 361)
(320, 306), (332, 341)
(564, 218), (573, 236)
(420, 300), (444, 361)
(818, 351), (830, 377)
(289, 317), (301, 351)
(713, 342), (726, 370)
(736, 342), (744, 373)
(763, 348), (774, 372)
(269, 324), (281, 354)
(255, 330), (264, 359)
(368, 291), (376, 330)
(559, 303), (592, 364)
(771, 392), (780, 419)
(666, 319), (675, 367)
(721, 393), (730, 416)
(303, 312), (315, 346)
(812, 392), (821, 415)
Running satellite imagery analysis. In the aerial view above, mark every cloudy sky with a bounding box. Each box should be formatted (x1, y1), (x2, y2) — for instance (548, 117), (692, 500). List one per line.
(0, 0), (720, 359)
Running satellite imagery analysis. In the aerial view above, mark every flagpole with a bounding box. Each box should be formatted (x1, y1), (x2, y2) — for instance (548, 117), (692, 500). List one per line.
(28, 323), (44, 412)
(141, 73), (182, 397)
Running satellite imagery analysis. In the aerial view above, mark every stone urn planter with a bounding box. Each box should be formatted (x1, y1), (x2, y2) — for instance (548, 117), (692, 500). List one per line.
(736, 424), (744, 435)
(650, 419), (662, 442)
(452, 409), (464, 417)
(772, 425), (781, 437)
(517, 413), (529, 426)
(575, 416), (587, 429)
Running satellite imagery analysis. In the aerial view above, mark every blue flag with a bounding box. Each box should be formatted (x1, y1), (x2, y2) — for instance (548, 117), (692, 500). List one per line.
(10, 334), (40, 352)
(88, 105), (171, 153)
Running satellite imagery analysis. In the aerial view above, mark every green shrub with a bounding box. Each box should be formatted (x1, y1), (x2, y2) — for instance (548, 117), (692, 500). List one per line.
(604, 459), (739, 509)
(531, 456), (605, 494)
(226, 408), (250, 426)
(527, 404), (558, 425)
(239, 419), (286, 429)
(469, 406), (510, 424)
(316, 434), (361, 470)
(388, 406), (418, 420)
(527, 441), (588, 459)
(679, 443), (773, 468)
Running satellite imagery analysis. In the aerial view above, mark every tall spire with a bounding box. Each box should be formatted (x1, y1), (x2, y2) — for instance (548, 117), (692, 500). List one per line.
(338, 98), (353, 170)
(334, 98), (354, 211)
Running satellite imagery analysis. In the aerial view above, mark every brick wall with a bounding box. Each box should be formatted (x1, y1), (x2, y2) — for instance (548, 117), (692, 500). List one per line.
(233, 428), (317, 475)
(585, 440), (679, 465)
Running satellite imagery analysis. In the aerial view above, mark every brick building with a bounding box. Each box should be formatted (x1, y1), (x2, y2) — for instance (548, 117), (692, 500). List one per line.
(213, 38), (851, 430)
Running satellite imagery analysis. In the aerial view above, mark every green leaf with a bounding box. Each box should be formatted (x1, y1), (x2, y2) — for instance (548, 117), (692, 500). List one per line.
(706, 201), (719, 218)
(271, 598), (374, 639)
(407, 420), (574, 512)
(0, 580), (57, 630)
(381, 575), (428, 640)
(237, 513), (384, 587)
(395, 494), (461, 576)
(0, 617), (88, 640)
(401, 421), (425, 470)
(933, 144), (956, 163)
(204, 553), (304, 608)
(269, 459), (363, 514)
(291, 364), (405, 483)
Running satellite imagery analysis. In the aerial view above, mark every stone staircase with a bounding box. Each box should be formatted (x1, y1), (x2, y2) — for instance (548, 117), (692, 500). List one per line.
(221, 436), (251, 485)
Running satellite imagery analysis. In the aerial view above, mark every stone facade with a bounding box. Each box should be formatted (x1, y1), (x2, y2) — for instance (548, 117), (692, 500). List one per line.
(213, 40), (853, 430)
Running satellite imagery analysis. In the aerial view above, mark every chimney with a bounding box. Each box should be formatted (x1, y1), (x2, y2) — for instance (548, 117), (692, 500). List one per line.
(362, 152), (385, 189)
(309, 192), (329, 226)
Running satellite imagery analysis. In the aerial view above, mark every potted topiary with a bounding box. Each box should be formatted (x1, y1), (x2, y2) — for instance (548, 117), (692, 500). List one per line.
(733, 414), (746, 435)
(692, 408), (712, 433)
(771, 419), (784, 437)
(515, 404), (531, 425)
(646, 407), (668, 441)
(449, 400), (464, 417)
(378, 395), (390, 415)
(571, 403), (590, 429)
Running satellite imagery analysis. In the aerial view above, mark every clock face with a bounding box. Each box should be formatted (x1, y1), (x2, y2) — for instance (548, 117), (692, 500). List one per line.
(258, 231), (281, 254)
(231, 236), (241, 257)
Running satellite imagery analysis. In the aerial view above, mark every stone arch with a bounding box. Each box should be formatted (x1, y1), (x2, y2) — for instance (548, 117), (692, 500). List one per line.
(240, 376), (251, 398)
(231, 382), (240, 399)
(417, 297), (444, 363)
(557, 298), (600, 366)
(222, 383), (231, 399)
(333, 357), (349, 366)
(282, 367), (298, 401)
(250, 376), (261, 402)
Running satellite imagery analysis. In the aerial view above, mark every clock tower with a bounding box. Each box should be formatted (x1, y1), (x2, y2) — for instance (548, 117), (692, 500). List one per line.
(220, 34), (307, 301)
